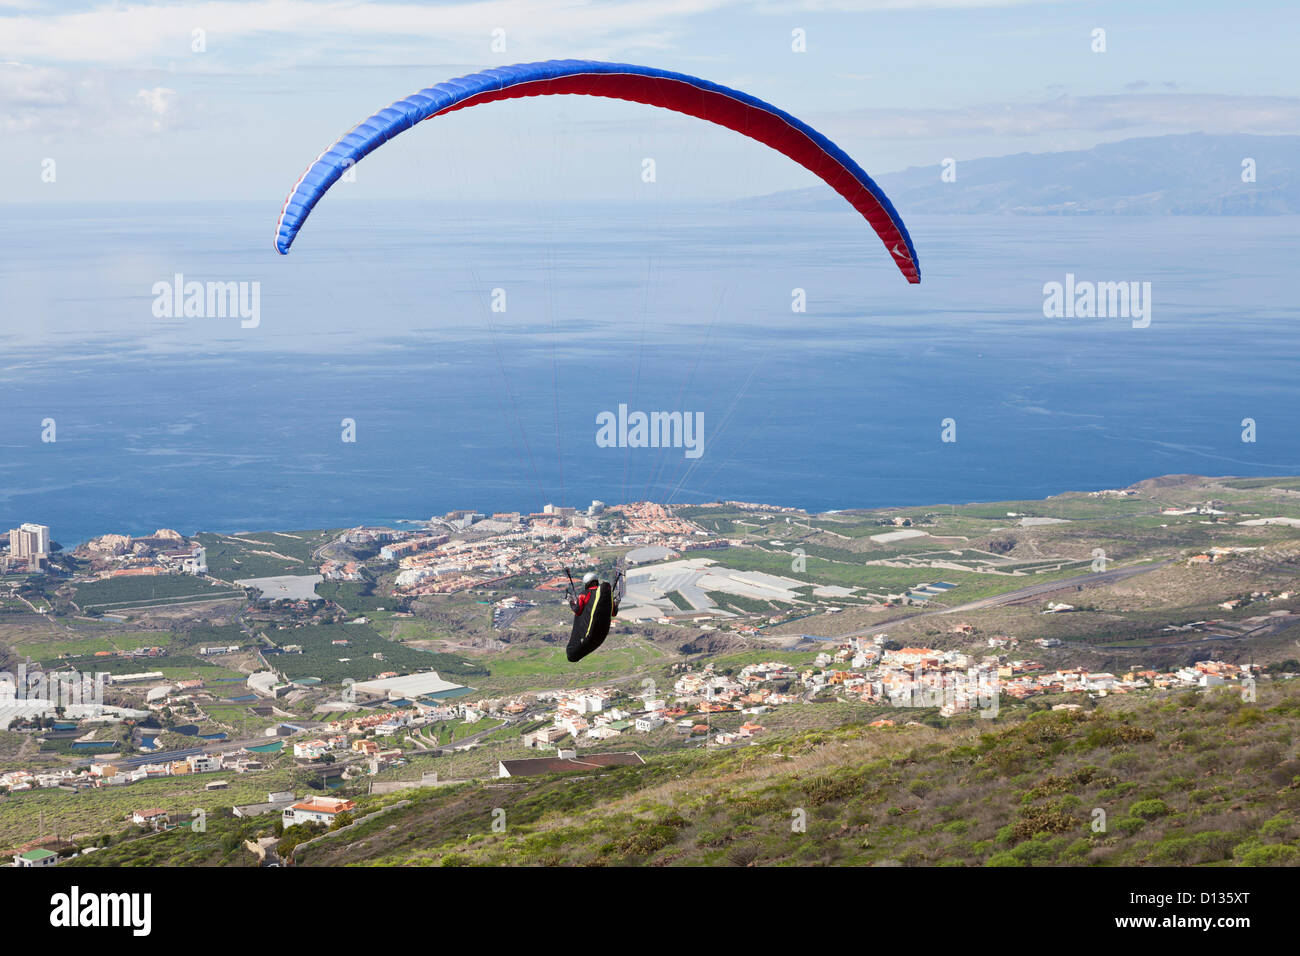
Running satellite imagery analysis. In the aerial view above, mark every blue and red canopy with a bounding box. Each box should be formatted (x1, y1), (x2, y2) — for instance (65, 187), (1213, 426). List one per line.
(275, 59), (919, 283)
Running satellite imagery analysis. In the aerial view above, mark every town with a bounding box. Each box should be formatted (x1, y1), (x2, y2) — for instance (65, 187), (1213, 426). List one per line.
(4, 473), (1300, 866)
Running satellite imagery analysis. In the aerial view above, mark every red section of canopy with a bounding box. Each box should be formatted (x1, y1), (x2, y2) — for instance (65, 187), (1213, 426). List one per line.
(430, 72), (919, 283)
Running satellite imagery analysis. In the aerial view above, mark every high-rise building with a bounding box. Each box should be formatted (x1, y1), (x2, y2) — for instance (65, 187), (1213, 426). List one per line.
(23, 523), (50, 555)
(8, 523), (50, 562)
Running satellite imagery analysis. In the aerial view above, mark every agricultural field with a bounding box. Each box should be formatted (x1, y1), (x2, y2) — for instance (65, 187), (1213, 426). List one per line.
(0, 767), (298, 853)
(316, 581), (396, 613)
(264, 623), (487, 684)
(62, 809), (268, 867)
(473, 640), (667, 695)
(195, 530), (340, 579)
(73, 576), (243, 614)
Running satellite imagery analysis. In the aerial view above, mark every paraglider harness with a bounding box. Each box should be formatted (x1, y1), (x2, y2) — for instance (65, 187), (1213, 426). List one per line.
(564, 566), (624, 615)
(563, 566), (623, 663)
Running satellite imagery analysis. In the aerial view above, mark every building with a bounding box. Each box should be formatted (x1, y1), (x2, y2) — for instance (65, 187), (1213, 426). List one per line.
(14, 528), (49, 556)
(232, 792), (298, 818)
(282, 796), (356, 827)
(132, 808), (170, 828)
(522, 726), (569, 748)
(184, 546), (207, 574)
(351, 671), (466, 701)
(14, 848), (58, 868)
(187, 754), (221, 773)
(7, 523), (50, 566)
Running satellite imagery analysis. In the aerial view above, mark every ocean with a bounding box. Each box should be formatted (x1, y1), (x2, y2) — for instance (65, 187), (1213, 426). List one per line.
(2, 201), (1297, 546)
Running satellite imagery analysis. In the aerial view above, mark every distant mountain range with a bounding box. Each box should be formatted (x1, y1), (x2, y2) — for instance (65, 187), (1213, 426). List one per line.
(737, 133), (1300, 215)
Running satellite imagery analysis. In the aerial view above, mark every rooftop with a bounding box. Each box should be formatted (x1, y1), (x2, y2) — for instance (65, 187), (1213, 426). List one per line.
(499, 752), (644, 777)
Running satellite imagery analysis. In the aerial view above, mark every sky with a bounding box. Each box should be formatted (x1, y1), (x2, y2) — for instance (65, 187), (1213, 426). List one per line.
(1, 0), (1298, 203)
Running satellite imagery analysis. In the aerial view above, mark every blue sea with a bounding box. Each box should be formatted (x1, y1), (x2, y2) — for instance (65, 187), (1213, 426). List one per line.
(2, 201), (1298, 546)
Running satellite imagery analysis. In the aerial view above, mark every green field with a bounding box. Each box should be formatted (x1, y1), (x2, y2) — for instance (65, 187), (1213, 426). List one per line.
(43, 656), (249, 682)
(475, 640), (666, 694)
(196, 530), (340, 579)
(266, 623), (487, 684)
(0, 768), (298, 852)
(317, 581), (396, 613)
(73, 576), (242, 613)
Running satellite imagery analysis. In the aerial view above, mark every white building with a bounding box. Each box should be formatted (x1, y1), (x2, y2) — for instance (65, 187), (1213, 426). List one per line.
(575, 694), (609, 714)
(14, 849), (58, 868)
(183, 546), (207, 575)
(187, 754), (221, 773)
(282, 797), (356, 827)
(8, 523), (50, 562)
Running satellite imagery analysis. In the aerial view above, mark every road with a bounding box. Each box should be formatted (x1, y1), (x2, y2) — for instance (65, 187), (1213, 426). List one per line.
(422, 715), (521, 751)
(815, 559), (1175, 641)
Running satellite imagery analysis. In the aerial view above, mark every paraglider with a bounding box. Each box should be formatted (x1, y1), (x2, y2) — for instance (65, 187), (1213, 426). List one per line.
(564, 568), (623, 663)
(274, 61), (922, 662)
(274, 59), (920, 283)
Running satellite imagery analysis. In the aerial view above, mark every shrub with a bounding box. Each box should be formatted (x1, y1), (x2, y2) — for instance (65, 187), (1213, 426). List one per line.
(727, 843), (760, 866)
(1259, 815), (1292, 838)
(1061, 838), (1093, 863)
(1235, 842), (1298, 866)
(1130, 799), (1172, 820)
(1013, 803), (1080, 841)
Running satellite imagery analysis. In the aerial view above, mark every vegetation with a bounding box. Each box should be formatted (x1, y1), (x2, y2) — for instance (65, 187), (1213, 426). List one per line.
(288, 681), (1300, 867)
(73, 576), (241, 613)
(195, 530), (340, 579)
(265, 623), (487, 683)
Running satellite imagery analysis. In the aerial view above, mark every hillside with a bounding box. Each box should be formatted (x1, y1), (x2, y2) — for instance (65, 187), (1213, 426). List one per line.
(16, 471), (1300, 869)
(269, 683), (1300, 867)
(737, 133), (1300, 215)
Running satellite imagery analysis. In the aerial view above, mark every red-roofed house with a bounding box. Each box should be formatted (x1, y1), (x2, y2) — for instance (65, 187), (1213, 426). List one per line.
(282, 796), (356, 827)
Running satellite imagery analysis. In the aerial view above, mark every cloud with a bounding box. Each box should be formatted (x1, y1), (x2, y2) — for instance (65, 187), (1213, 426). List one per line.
(0, 0), (732, 67)
(0, 0), (1073, 67)
(817, 93), (1300, 139)
(0, 61), (184, 133)
(132, 85), (177, 129)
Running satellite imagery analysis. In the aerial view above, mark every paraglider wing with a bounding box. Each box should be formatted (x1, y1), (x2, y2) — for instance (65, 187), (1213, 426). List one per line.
(274, 59), (920, 282)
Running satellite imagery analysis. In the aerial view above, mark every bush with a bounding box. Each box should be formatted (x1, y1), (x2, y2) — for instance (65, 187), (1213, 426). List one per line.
(1235, 843), (1298, 866)
(1061, 838), (1093, 863)
(1259, 815), (1292, 838)
(1013, 803), (1080, 841)
(727, 843), (760, 866)
(1130, 799), (1172, 820)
